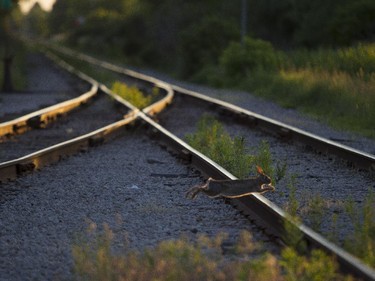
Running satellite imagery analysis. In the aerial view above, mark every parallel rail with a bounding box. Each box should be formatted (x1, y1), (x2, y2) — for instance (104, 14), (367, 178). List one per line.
(49, 45), (375, 172)
(4, 45), (375, 280)
(173, 89), (375, 172)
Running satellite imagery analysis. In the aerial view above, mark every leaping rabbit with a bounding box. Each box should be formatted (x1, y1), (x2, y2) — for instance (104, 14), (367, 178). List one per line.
(186, 166), (275, 199)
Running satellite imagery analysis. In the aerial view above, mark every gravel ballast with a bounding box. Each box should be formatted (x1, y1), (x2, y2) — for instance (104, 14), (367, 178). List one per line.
(0, 93), (128, 162)
(0, 130), (279, 281)
(0, 54), (90, 122)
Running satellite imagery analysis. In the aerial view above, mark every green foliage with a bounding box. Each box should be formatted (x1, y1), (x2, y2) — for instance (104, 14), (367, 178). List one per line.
(220, 37), (280, 78)
(111, 81), (152, 108)
(282, 174), (307, 252)
(280, 248), (338, 281)
(344, 192), (375, 267)
(248, 0), (374, 47)
(178, 16), (239, 78)
(44, 0), (374, 70)
(305, 194), (325, 232)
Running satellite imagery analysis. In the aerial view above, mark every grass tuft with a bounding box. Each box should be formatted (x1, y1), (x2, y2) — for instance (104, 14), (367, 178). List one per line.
(110, 81), (152, 108)
(344, 191), (375, 268)
(185, 115), (284, 181)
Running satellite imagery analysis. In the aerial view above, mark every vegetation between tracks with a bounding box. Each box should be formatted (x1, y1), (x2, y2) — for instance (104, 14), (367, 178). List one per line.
(43, 49), (155, 109)
(185, 115), (286, 183)
(283, 170), (375, 269)
(111, 81), (153, 108)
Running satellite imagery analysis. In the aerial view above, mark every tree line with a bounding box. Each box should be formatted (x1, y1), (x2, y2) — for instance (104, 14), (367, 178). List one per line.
(23, 0), (375, 77)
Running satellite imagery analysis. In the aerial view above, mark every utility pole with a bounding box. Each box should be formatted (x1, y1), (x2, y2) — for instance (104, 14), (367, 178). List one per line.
(241, 0), (247, 44)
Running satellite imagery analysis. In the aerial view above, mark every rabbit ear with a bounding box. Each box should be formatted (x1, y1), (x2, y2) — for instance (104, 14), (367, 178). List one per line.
(256, 165), (264, 174)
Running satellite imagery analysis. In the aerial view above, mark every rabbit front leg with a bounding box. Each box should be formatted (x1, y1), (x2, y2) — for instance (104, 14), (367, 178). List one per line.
(186, 178), (211, 199)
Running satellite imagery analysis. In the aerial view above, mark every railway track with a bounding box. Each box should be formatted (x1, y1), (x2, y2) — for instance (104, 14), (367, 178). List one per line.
(1, 46), (374, 280)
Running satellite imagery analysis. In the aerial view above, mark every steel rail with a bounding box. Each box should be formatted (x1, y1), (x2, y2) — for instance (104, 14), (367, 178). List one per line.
(0, 49), (100, 138)
(47, 45), (375, 172)
(0, 114), (138, 182)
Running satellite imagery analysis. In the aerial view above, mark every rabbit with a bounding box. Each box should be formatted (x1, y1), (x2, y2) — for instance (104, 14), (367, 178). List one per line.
(186, 166), (275, 199)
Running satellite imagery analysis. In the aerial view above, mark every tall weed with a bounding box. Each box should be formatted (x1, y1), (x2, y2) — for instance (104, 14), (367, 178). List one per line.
(72, 224), (349, 281)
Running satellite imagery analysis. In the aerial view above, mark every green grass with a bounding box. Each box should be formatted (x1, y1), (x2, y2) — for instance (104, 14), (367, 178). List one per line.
(110, 81), (152, 108)
(241, 68), (375, 138)
(185, 115), (285, 181)
(196, 43), (375, 139)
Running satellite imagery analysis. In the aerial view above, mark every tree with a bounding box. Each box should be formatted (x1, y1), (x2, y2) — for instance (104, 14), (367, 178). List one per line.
(1, 0), (19, 92)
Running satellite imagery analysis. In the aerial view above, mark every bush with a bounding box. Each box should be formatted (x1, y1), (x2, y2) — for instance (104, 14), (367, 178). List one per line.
(220, 37), (280, 78)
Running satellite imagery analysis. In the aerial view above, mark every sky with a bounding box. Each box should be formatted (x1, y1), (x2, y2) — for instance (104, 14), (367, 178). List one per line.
(19, 0), (56, 14)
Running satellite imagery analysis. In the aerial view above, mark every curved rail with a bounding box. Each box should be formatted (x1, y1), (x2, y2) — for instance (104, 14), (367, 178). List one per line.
(0, 49), (173, 183)
(46, 45), (174, 117)
(0, 83), (98, 137)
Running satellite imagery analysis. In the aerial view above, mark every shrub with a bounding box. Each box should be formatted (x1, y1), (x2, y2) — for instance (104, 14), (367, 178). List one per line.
(219, 37), (280, 78)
